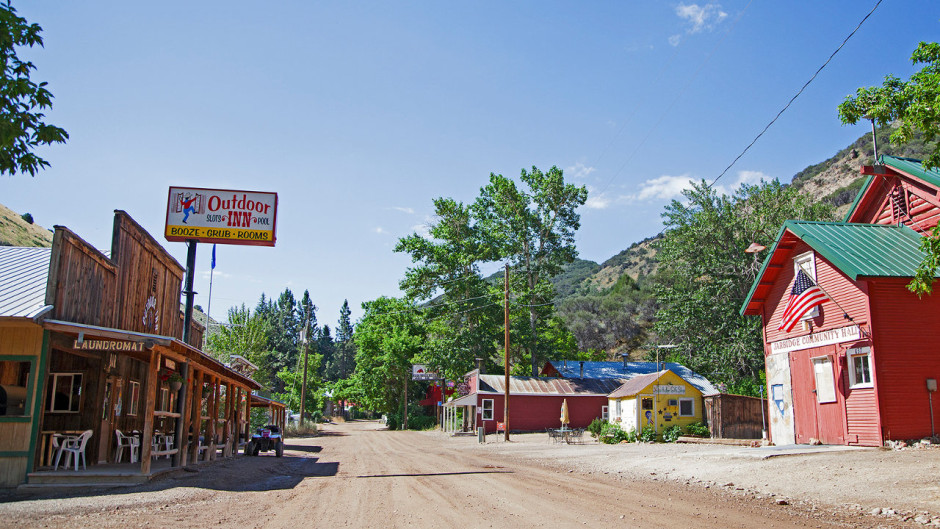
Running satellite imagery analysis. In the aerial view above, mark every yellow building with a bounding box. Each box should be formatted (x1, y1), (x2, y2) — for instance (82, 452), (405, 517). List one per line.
(607, 369), (704, 435)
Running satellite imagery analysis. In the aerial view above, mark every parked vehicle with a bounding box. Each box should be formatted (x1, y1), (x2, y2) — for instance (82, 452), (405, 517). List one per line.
(245, 425), (283, 457)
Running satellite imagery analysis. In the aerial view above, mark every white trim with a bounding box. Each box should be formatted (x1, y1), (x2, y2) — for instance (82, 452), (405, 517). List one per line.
(481, 398), (494, 420)
(46, 372), (83, 413)
(846, 346), (874, 389)
(794, 251), (819, 320)
(601, 405), (608, 421)
(678, 398), (695, 417)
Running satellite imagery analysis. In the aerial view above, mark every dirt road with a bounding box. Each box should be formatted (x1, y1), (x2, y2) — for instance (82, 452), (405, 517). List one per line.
(0, 420), (920, 528)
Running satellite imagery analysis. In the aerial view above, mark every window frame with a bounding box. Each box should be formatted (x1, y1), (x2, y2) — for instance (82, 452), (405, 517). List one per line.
(601, 405), (609, 421)
(847, 346), (873, 389)
(46, 372), (83, 414)
(0, 356), (36, 420)
(678, 398), (695, 417)
(128, 380), (141, 416)
(481, 398), (494, 421)
(794, 251), (820, 320)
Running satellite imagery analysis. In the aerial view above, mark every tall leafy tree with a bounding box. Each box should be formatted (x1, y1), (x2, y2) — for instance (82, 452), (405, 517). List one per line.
(838, 41), (940, 295)
(474, 166), (588, 375)
(655, 179), (834, 394)
(395, 197), (502, 379)
(0, 4), (68, 176)
(352, 297), (425, 417)
(206, 304), (275, 388)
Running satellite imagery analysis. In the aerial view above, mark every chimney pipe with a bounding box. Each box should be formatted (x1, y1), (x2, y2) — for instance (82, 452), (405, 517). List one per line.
(475, 357), (483, 373)
(579, 361), (584, 378)
(622, 355), (627, 369)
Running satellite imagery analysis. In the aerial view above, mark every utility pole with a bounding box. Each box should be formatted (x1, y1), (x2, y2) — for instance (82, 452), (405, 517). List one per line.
(299, 320), (310, 425)
(504, 263), (510, 442)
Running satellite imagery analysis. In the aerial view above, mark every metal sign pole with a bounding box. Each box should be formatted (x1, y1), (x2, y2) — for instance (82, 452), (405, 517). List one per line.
(182, 240), (197, 344)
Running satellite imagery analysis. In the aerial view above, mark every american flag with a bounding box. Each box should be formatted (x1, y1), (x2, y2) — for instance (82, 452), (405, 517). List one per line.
(778, 269), (828, 332)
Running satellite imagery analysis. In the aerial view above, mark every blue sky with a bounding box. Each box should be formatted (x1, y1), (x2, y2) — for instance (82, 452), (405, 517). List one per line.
(3, 1), (938, 325)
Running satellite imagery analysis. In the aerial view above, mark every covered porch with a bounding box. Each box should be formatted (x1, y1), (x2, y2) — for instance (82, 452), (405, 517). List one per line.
(26, 320), (260, 486)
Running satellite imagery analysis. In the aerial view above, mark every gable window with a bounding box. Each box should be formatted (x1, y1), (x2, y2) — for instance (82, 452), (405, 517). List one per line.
(679, 398), (695, 417)
(847, 347), (873, 389)
(481, 399), (494, 420)
(794, 252), (820, 321)
(46, 373), (82, 413)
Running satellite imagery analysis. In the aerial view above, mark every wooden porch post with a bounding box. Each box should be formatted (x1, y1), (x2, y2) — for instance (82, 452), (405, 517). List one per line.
(208, 376), (218, 460)
(189, 369), (204, 463)
(140, 349), (161, 475)
(223, 381), (234, 457)
(173, 361), (190, 467)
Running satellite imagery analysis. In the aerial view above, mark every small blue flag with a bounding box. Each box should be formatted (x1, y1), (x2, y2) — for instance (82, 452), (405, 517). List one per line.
(211, 244), (216, 270)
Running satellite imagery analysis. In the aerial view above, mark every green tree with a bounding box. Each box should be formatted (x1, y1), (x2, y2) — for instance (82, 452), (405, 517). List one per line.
(352, 297), (425, 418)
(655, 179), (834, 394)
(839, 41), (940, 295)
(205, 304), (275, 387)
(474, 166), (588, 375)
(395, 197), (502, 379)
(335, 299), (356, 379)
(0, 4), (68, 176)
(838, 41), (940, 169)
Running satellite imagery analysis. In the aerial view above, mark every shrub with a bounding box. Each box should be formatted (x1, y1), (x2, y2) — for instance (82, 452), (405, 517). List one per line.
(21, 212), (33, 224)
(598, 422), (635, 444)
(686, 422), (710, 437)
(284, 422), (318, 437)
(638, 425), (657, 442)
(587, 417), (605, 438)
(662, 424), (683, 443)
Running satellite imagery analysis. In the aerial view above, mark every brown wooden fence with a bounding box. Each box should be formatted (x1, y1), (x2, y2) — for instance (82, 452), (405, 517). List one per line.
(704, 393), (768, 439)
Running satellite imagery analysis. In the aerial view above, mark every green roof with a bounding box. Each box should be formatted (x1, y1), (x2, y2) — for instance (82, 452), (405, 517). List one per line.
(740, 220), (930, 315)
(784, 221), (926, 279)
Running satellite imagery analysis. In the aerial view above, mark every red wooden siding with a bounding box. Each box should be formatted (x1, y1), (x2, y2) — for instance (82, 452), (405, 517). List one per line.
(867, 278), (940, 440)
(843, 385), (880, 445)
(788, 346), (846, 444)
(762, 241), (871, 346)
(475, 394), (607, 434)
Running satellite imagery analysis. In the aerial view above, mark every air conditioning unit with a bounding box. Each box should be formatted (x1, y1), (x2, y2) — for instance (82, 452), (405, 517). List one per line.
(668, 399), (678, 407)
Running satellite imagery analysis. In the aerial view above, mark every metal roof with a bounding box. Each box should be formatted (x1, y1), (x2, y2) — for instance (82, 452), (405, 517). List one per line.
(0, 247), (51, 318)
(741, 220), (930, 315)
(477, 374), (625, 396)
(544, 360), (719, 396)
(607, 371), (665, 399)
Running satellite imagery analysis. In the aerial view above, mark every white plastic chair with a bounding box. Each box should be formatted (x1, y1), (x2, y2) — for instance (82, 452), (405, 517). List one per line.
(51, 434), (66, 470)
(114, 429), (139, 463)
(59, 430), (93, 471)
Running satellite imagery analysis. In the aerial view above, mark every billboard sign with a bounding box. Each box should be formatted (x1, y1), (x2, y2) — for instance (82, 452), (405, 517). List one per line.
(165, 187), (277, 246)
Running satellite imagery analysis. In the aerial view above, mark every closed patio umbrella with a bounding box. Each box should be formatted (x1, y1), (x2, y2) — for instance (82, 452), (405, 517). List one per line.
(560, 398), (569, 428)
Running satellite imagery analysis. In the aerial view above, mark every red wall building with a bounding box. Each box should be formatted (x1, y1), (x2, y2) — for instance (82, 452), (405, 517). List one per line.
(442, 370), (621, 434)
(742, 156), (940, 446)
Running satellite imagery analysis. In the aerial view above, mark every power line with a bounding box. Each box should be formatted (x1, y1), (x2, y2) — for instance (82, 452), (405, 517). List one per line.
(707, 0), (883, 189)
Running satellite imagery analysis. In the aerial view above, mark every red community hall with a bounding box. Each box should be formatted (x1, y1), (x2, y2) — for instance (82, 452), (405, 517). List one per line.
(741, 156), (940, 446)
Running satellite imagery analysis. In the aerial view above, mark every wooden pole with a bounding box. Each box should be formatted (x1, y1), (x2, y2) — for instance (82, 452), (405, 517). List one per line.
(299, 321), (309, 425)
(140, 349), (161, 474)
(504, 263), (510, 442)
(173, 361), (190, 467)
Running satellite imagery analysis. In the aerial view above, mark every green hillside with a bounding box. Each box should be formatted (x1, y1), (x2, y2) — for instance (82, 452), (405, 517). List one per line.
(0, 203), (53, 247)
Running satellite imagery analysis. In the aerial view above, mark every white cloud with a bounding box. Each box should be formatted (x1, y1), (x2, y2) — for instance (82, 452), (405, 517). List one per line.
(374, 226), (385, 234)
(668, 34), (682, 47)
(584, 193), (611, 210)
(566, 162), (596, 180)
(411, 223), (431, 238)
(624, 174), (696, 202)
(392, 206), (415, 214)
(712, 170), (772, 196)
(675, 3), (728, 34)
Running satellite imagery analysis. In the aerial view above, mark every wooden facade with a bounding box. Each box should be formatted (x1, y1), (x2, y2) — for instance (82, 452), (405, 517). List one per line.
(743, 157), (940, 446)
(703, 394), (767, 440)
(0, 211), (267, 487)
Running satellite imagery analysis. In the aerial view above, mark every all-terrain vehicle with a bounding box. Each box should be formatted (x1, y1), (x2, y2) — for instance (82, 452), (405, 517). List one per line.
(245, 424), (284, 457)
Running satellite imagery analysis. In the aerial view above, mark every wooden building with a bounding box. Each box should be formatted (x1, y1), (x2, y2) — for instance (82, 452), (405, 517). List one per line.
(607, 369), (705, 435)
(0, 211), (270, 487)
(742, 156), (940, 446)
(442, 369), (622, 434)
